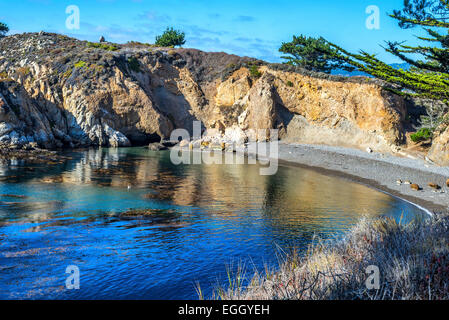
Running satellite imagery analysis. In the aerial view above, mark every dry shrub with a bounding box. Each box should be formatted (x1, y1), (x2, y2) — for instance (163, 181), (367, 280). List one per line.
(208, 214), (449, 300)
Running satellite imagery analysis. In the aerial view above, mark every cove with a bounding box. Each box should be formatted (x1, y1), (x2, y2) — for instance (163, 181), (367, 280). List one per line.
(0, 147), (428, 299)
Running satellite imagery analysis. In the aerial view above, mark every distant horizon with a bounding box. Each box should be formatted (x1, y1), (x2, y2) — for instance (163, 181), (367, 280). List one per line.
(0, 0), (427, 64)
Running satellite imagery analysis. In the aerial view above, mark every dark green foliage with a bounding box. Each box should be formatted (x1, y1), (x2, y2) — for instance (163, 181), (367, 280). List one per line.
(127, 57), (141, 73)
(279, 35), (355, 74)
(286, 80), (294, 87)
(411, 127), (433, 142)
(249, 64), (262, 78)
(392, 0), (449, 29)
(155, 27), (186, 47)
(0, 22), (9, 38)
(318, 1), (449, 102)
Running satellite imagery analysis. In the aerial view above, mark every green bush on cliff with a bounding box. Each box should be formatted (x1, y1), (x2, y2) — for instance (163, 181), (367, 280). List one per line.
(0, 22), (8, 38)
(126, 41), (153, 48)
(411, 128), (433, 143)
(127, 57), (141, 73)
(74, 61), (87, 69)
(87, 42), (119, 51)
(249, 64), (262, 79)
(155, 27), (186, 47)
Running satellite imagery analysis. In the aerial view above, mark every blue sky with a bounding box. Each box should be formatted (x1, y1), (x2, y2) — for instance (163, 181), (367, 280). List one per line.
(0, 0), (427, 63)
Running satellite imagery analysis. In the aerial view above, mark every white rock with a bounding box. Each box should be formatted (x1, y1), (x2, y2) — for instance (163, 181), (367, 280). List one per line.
(190, 139), (202, 149)
(9, 130), (27, 146)
(223, 126), (247, 145)
(103, 124), (131, 148)
(179, 140), (190, 147)
(0, 134), (11, 143)
(0, 122), (14, 136)
(391, 145), (401, 153)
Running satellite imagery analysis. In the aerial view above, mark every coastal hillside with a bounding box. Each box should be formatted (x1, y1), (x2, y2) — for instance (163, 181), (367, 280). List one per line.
(0, 32), (446, 163)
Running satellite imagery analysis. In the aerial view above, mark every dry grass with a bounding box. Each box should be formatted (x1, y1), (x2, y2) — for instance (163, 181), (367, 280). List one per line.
(16, 67), (31, 76)
(203, 213), (449, 300)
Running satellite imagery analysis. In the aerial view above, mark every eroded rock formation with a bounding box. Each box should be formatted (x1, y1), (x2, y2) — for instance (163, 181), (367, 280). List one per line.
(0, 32), (428, 159)
(428, 123), (449, 165)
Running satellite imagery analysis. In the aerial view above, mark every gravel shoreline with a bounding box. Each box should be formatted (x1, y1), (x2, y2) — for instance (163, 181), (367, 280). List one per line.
(177, 142), (449, 212)
(273, 143), (449, 213)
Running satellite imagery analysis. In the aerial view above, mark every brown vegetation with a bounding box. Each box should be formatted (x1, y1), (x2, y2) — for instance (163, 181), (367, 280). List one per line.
(205, 214), (449, 300)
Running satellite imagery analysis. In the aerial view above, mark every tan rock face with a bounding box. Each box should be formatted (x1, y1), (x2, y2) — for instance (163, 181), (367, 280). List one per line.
(428, 123), (449, 165)
(271, 70), (405, 138)
(238, 73), (286, 141)
(62, 67), (174, 145)
(0, 33), (408, 153)
(215, 68), (252, 108)
(212, 68), (406, 151)
(269, 69), (406, 150)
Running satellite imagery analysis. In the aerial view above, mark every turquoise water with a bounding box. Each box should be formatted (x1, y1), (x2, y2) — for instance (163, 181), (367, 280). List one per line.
(0, 148), (427, 299)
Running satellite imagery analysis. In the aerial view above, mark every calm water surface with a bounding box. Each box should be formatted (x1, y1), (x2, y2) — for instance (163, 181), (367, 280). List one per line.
(0, 148), (427, 299)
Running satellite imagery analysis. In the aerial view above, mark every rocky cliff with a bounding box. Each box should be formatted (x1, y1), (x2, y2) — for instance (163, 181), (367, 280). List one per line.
(428, 123), (449, 165)
(0, 32), (435, 160)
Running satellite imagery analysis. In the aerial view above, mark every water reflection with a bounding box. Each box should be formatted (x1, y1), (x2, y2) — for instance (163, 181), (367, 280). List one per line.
(0, 148), (426, 299)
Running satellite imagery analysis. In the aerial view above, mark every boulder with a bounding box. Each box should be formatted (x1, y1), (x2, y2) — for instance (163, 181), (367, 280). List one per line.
(428, 123), (449, 165)
(179, 140), (190, 148)
(0, 122), (13, 137)
(148, 142), (168, 151)
(104, 124), (131, 148)
(160, 140), (178, 148)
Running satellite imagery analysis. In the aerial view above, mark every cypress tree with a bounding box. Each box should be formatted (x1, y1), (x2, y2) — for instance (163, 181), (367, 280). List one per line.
(324, 0), (449, 102)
